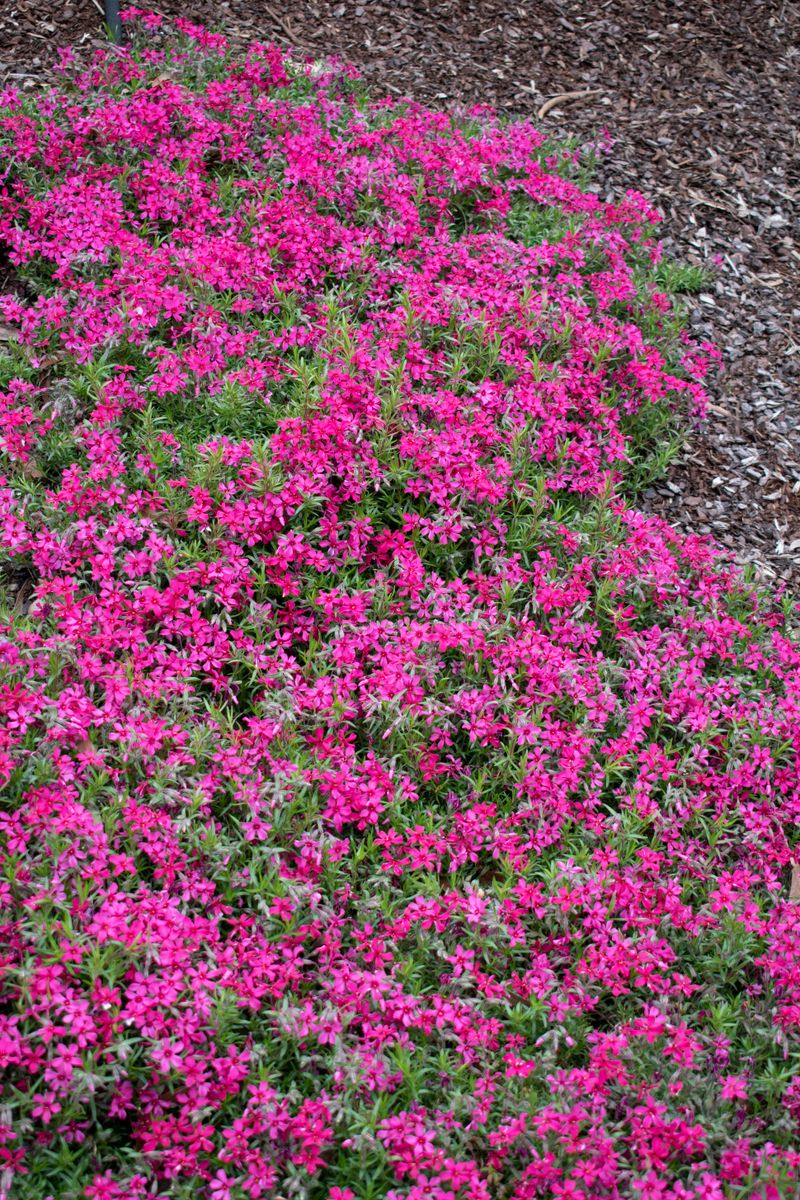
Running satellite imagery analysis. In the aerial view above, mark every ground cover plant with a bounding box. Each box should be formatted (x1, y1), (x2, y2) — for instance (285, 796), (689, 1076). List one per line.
(0, 10), (799, 1198)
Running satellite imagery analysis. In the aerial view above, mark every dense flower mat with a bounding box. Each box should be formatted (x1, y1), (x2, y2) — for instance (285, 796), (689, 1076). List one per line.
(1, 11), (799, 1199)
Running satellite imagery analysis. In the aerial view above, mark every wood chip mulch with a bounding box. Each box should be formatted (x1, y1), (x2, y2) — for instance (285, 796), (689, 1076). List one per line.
(2, 0), (798, 587)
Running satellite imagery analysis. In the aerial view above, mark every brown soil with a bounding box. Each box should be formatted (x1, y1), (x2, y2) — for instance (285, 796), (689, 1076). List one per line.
(2, 0), (798, 586)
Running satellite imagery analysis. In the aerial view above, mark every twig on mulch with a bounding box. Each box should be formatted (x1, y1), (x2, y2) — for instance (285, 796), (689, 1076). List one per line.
(263, 6), (295, 44)
(537, 88), (604, 119)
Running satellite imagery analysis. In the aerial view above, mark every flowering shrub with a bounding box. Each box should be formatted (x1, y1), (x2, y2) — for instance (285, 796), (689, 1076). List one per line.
(0, 12), (799, 1199)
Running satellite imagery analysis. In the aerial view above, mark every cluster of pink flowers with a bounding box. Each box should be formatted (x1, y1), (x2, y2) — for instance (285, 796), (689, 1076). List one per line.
(0, 11), (798, 1199)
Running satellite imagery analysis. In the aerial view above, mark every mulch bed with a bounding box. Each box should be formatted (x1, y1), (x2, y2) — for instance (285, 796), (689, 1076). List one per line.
(2, 0), (798, 585)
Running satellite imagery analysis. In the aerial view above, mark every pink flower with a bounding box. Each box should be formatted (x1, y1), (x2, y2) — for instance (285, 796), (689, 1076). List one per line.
(31, 1093), (61, 1125)
(720, 1075), (748, 1102)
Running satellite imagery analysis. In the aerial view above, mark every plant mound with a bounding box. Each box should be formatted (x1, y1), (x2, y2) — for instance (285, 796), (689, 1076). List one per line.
(1, 12), (799, 1200)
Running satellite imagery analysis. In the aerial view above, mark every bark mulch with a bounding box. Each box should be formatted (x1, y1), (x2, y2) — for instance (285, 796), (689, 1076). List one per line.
(2, 0), (798, 587)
